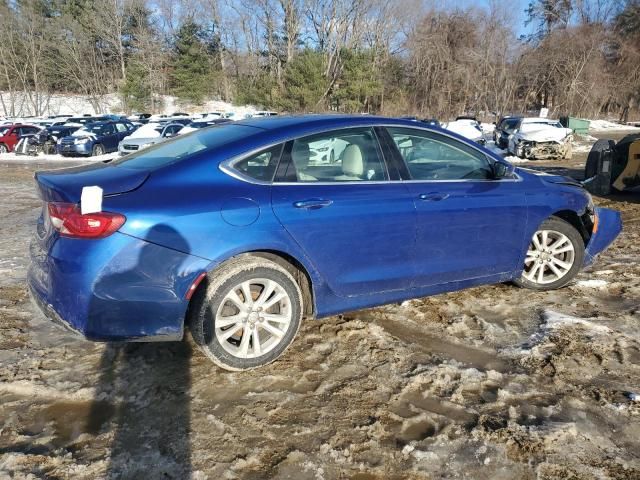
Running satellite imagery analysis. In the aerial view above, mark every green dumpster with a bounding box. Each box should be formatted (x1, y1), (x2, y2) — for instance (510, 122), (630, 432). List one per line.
(559, 117), (590, 135)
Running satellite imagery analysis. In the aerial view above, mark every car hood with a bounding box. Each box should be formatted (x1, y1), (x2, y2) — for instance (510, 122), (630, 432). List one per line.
(517, 167), (582, 187)
(517, 127), (572, 142)
(121, 136), (162, 145)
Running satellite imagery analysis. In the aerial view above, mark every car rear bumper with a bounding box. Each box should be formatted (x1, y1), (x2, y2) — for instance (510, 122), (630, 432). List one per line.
(28, 232), (210, 341)
(584, 207), (622, 266)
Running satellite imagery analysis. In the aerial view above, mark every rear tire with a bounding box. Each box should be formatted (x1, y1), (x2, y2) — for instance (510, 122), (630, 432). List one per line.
(189, 255), (304, 371)
(585, 139), (615, 179)
(514, 217), (585, 291)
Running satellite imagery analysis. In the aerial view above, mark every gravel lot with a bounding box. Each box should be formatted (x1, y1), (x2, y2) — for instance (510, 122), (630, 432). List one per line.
(1, 136), (639, 479)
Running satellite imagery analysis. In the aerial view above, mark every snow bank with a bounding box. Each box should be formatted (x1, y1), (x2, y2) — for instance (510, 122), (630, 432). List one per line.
(589, 119), (640, 132)
(0, 90), (259, 118)
(0, 152), (115, 163)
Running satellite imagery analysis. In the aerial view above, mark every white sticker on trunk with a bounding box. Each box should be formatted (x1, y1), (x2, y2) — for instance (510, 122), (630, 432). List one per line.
(81, 186), (103, 214)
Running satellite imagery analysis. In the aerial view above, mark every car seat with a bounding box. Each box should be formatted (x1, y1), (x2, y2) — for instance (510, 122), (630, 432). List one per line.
(291, 141), (317, 181)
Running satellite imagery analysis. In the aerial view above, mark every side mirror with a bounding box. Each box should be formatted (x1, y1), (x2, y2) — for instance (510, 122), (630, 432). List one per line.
(494, 160), (515, 179)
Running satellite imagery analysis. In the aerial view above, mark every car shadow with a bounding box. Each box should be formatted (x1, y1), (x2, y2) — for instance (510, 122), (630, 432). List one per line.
(87, 342), (193, 479)
(85, 224), (196, 478)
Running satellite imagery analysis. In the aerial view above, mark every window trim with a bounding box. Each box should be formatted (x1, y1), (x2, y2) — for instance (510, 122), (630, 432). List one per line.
(274, 126), (391, 184)
(384, 126), (520, 183)
(219, 123), (521, 185)
(222, 143), (284, 184)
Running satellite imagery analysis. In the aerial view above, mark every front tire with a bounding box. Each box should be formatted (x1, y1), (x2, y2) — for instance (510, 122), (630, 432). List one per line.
(190, 255), (304, 371)
(514, 217), (585, 290)
(0, 143), (8, 154)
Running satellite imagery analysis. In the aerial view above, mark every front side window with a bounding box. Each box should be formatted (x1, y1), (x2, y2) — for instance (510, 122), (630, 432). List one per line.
(388, 127), (493, 181)
(232, 144), (282, 182)
(279, 128), (387, 183)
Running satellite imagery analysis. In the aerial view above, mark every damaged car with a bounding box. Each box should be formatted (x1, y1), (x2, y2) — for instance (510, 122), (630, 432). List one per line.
(508, 118), (573, 160)
(14, 125), (80, 156)
(29, 115), (622, 371)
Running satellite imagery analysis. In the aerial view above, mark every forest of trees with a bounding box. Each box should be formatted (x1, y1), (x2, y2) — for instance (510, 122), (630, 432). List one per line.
(1, 0), (639, 121)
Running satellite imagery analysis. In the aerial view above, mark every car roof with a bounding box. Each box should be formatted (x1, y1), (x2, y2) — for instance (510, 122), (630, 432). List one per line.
(233, 114), (434, 137)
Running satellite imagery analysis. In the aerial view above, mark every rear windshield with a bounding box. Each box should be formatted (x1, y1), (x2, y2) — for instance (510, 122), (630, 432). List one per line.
(110, 124), (257, 170)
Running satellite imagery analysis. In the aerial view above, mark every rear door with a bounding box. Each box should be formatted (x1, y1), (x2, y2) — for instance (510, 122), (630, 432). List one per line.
(384, 126), (529, 287)
(270, 127), (417, 297)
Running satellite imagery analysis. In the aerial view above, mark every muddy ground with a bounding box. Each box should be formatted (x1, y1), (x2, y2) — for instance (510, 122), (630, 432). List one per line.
(0, 134), (639, 480)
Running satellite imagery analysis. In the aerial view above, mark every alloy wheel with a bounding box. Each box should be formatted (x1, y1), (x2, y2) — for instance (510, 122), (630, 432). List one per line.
(214, 278), (292, 359)
(523, 229), (576, 285)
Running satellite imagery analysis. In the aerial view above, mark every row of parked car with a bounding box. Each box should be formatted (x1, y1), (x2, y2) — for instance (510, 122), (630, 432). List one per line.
(0, 110), (278, 157)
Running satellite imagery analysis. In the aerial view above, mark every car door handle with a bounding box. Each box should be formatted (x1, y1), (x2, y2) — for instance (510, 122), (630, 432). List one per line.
(293, 199), (333, 210)
(418, 193), (450, 202)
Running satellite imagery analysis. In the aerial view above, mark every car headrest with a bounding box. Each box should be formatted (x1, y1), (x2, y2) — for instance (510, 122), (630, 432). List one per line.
(292, 141), (310, 169)
(342, 144), (364, 177)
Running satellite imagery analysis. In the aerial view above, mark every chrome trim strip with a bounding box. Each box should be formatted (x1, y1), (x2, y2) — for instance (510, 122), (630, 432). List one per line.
(218, 122), (513, 186)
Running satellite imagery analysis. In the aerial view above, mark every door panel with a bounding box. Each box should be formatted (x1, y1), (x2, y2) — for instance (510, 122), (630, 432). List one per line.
(270, 127), (416, 297)
(385, 126), (529, 286)
(272, 182), (416, 296)
(406, 180), (528, 286)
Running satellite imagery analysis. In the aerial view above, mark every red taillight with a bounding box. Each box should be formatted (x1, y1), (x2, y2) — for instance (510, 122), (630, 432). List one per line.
(47, 202), (126, 239)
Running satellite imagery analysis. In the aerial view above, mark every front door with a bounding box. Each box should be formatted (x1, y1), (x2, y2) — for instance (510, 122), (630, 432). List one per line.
(385, 126), (529, 287)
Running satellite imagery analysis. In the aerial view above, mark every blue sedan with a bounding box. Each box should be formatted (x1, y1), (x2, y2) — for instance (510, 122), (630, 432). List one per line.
(29, 115), (622, 370)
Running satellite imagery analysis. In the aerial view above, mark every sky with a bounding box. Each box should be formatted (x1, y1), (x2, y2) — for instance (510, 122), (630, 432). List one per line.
(441, 0), (532, 38)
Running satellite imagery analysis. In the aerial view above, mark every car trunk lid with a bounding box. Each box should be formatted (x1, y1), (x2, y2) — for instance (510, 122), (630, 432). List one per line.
(34, 163), (150, 203)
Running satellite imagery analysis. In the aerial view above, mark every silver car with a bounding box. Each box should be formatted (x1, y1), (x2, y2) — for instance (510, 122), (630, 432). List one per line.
(118, 123), (183, 155)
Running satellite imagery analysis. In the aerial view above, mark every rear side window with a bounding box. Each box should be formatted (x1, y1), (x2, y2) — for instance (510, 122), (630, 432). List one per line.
(232, 145), (283, 182)
(388, 127), (493, 181)
(277, 127), (387, 183)
(111, 124), (257, 170)
(115, 123), (127, 132)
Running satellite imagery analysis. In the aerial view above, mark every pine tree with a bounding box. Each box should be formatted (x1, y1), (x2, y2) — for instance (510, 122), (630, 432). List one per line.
(171, 21), (212, 105)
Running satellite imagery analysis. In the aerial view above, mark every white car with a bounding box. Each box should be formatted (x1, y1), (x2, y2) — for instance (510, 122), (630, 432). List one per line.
(118, 122), (183, 155)
(442, 119), (485, 144)
(507, 118), (573, 160)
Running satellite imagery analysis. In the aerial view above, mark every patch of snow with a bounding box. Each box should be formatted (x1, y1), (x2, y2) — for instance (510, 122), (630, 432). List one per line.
(575, 279), (609, 288)
(541, 310), (611, 333)
(0, 152), (115, 162)
(481, 122), (495, 133)
(571, 142), (593, 154)
(589, 119), (640, 132)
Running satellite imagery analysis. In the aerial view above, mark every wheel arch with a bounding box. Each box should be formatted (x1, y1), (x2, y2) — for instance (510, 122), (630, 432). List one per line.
(186, 249), (316, 330)
(549, 209), (592, 246)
